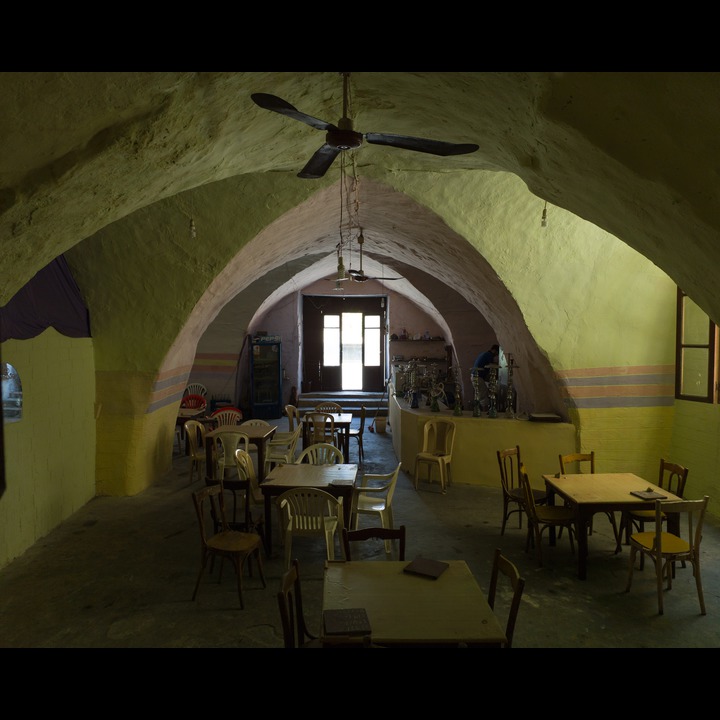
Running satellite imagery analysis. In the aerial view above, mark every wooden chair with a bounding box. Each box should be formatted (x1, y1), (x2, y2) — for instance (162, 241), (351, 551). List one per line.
(277, 558), (322, 648)
(559, 451), (621, 553)
(520, 463), (576, 566)
(295, 442), (344, 465)
(351, 462), (402, 553)
(497, 445), (546, 534)
(184, 419), (207, 486)
(625, 495), (709, 615)
(347, 405), (366, 463)
(306, 412), (336, 445)
(342, 525), (406, 561)
(619, 458), (689, 545)
(487, 547), (526, 648)
(191, 482), (266, 609)
(414, 418), (456, 494)
(277, 488), (345, 569)
(183, 382), (208, 397)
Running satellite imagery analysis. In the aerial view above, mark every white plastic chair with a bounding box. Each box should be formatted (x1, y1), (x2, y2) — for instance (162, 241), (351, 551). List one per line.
(352, 462), (402, 552)
(295, 442), (344, 465)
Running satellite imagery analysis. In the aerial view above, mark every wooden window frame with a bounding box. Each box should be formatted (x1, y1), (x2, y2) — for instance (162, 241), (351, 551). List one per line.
(675, 287), (717, 403)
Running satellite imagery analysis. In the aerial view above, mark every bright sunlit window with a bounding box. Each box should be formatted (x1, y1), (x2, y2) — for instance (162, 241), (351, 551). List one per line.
(676, 288), (717, 403)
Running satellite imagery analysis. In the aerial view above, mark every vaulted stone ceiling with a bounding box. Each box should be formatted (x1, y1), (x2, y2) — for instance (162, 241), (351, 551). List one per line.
(2, 72), (719, 372)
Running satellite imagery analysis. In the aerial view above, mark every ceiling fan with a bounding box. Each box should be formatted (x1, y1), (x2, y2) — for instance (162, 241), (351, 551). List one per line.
(347, 232), (401, 283)
(251, 72), (480, 179)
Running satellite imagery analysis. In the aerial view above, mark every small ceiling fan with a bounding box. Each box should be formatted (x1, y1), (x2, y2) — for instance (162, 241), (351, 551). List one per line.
(347, 232), (401, 283)
(251, 72), (479, 179)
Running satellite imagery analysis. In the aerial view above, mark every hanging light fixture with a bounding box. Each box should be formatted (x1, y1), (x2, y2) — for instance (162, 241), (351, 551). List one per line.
(541, 200), (548, 228)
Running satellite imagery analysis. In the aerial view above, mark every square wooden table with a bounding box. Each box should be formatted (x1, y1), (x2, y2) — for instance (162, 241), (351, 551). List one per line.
(260, 462), (358, 556)
(322, 560), (507, 647)
(301, 412), (354, 462)
(542, 472), (682, 580)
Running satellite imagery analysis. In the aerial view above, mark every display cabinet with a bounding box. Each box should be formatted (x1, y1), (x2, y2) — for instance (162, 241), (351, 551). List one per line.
(250, 336), (282, 419)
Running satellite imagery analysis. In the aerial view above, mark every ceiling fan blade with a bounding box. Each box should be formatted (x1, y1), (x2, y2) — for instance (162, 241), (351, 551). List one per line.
(298, 144), (341, 179)
(365, 132), (479, 157)
(251, 93), (336, 132)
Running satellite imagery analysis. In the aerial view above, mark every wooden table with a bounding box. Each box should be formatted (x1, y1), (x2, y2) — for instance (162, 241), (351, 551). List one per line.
(543, 472), (682, 580)
(205, 424), (277, 483)
(302, 412), (353, 462)
(322, 560), (507, 647)
(260, 462), (358, 556)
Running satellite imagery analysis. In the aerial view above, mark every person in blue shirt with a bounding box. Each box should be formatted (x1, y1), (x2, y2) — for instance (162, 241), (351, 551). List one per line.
(473, 344), (499, 380)
(472, 344), (499, 412)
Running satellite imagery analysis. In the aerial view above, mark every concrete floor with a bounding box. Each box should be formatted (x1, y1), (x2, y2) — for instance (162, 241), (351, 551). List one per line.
(1, 416), (719, 649)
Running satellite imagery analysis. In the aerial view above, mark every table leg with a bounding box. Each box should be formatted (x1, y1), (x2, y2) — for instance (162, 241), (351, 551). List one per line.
(342, 427), (349, 463)
(546, 483), (557, 546)
(257, 441), (266, 483)
(263, 493), (273, 556)
(576, 507), (589, 580)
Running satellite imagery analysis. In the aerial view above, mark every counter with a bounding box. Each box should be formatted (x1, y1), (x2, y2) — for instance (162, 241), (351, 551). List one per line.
(389, 391), (576, 490)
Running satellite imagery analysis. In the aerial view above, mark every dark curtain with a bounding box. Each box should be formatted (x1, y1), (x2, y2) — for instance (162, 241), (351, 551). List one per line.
(0, 255), (91, 342)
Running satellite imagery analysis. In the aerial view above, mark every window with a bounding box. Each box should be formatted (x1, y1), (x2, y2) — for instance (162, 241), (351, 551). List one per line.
(2, 362), (23, 423)
(676, 288), (717, 402)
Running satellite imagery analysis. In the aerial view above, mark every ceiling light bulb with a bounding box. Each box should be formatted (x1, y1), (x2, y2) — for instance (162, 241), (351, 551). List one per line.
(337, 256), (346, 280)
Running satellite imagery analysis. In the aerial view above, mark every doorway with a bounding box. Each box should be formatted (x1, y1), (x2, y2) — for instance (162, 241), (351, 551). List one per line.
(302, 295), (386, 392)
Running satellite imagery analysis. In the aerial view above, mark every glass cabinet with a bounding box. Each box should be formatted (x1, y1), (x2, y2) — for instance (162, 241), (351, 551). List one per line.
(250, 337), (282, 418)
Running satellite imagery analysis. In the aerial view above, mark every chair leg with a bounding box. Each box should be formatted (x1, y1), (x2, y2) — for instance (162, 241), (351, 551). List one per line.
(694, 562), (707, 615)
(656, 553), (665, 615)
(625, 546), (637, 593)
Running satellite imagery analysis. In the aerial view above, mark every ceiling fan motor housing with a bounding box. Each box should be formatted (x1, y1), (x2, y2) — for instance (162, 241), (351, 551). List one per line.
(328, 118), (363, 150)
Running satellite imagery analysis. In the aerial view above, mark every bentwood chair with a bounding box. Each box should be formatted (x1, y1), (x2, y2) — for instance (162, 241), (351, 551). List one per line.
(619, 458), (690, 546)
(184, 420), (207, 486)
(497, 445), (547, 534)
(487, 547), (526, 648)
(277, 558), (322, 648)
(625, 495), (709, 615)
(347, 405), (367, 463)
(277, 488), (345, 570)
(342, 525), (406, 561)
(191, 482), (266, 609)
(414, 418), (456, 494)
(559, 451), (621, 553)
(520, 463), (576, 567)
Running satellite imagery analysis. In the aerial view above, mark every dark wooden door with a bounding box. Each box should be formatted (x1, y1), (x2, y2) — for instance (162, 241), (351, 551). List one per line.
(302, 295), (386, 392)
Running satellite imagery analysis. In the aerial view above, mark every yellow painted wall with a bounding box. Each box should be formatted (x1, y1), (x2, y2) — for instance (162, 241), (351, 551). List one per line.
(0, 329), (96, 567)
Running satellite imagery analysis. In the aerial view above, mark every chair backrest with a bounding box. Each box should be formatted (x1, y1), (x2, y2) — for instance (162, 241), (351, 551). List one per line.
(192, 482), (228, 547)
(184, 420), (206, 456)
(658, 458), (689, 497)
(497, 445), (522, 495)
(518, 463), (538, 521)
(181, 393), (207, 411)
(285, 404), (301, 431)
(234, 448), (263, 505)
(487, 547), (525, 648)
(357, 461), (402, 508)
(306, 412), (336, 444)
(240, 419), (272, 429)
(314, 401), (343, 413)
(277, 558), (317, 648)
(356, 405), (367, 433)
(217, 431), (250, 466)
(559, 451), (595, 474)
(278, 488), (344, 535)
(210, 406), (242, 426)
(652, 496), (708, 556)
(296, 442), (344, 465)
(342, 525), (406, 561)
(421, 418), (456, 456)
(184, 383), (208, 397)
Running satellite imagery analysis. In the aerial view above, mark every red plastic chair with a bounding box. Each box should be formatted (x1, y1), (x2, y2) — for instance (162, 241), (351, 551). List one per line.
(181, 393), (207, 411)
